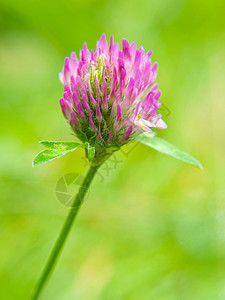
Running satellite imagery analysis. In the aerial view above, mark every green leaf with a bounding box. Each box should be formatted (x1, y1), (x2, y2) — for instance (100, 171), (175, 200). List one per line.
(32, 141), (82, 166)
(136, 133), (203, 169)
(84, 142), (95, 162)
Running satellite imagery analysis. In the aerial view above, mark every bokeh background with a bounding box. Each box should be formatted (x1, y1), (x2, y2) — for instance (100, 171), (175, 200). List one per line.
(0, 0), (225, 299)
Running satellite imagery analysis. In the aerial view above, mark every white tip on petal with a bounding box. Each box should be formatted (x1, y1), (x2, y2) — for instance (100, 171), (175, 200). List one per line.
(134, 118), (155, 132)
(155, 119), (167, 129)
(59, 72), (65, 85)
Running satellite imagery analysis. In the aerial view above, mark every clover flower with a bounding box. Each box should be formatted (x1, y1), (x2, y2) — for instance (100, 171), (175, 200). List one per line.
(59, 34), (167, 163)
(32, 35), (202, 300)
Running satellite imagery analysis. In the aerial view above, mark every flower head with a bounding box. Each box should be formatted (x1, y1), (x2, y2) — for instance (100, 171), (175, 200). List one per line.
(59, 34), (167, 164)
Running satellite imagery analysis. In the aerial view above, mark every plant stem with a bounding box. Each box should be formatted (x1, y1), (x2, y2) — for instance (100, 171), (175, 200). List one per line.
(32, 164), (99, 299)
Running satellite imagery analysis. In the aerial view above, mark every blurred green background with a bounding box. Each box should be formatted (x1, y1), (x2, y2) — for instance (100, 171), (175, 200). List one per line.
(0, 0), (225, 299)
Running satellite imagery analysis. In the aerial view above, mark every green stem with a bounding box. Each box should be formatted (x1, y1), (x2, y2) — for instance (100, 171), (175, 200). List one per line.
(32, 164), (99, 299)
